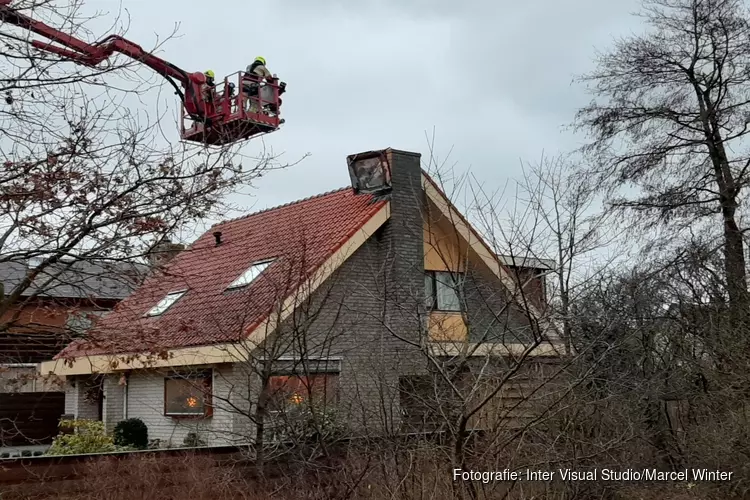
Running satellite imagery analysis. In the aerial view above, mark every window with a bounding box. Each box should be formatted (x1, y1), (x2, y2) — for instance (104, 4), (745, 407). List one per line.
(145, 290), (186, 317)
(226, 259), (274, 290)
(263, 373), (338, 442)
(164, 370), (212, 417)
(266, 373), (338, 412)
(425, 271), (463, 311)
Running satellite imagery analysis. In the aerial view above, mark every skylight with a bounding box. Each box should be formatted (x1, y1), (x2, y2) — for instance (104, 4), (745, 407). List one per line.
(226, 259), (274, 290)
(145, 290), (186, 317)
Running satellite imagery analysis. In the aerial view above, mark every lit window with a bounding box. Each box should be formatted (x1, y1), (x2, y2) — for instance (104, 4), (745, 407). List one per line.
(164, 371), (212, 417)
(266, 374), (338, 411)
(145, 290), (186, 317)
(226, 259), (273, 290)
(425, 271), (462, 312)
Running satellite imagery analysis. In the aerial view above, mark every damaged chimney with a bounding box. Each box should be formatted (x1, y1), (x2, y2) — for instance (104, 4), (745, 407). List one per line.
(147, 238), (185, 268)
(213, 231), (222, 246)
(347, 150), (392, 196)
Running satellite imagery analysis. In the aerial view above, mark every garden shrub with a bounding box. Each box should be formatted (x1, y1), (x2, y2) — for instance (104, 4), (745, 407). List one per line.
(113, 418), (149, 449)
(182, 432), (206, 448)
(47, 419), (117, 455)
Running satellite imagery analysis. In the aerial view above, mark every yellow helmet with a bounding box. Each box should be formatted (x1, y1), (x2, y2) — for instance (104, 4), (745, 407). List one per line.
(254, 56), (266, 65)
(204, 70), (215, 79)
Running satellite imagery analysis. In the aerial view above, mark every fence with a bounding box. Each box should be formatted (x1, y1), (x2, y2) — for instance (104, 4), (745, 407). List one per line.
(0, 432), (450, 499)
(0, 392), (64, 447)
(0, 446), (251, 498)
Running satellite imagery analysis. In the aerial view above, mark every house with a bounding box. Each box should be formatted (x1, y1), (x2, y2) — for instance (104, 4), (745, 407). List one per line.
(40, 148), (564, 448)
(0, 259), (151, 446)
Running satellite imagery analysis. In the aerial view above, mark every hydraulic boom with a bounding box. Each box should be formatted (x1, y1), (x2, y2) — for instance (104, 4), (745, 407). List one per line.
(0, 0), (285, 145)
(0, 0), (207, 119)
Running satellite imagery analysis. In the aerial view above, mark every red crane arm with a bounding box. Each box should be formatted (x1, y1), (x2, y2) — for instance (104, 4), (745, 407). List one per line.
(0, 0), (207, 117)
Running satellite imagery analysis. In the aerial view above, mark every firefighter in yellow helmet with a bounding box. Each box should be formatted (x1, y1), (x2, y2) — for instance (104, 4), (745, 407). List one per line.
(201, 69), (217, 106)
(242, 57), (273, 112)
(245, 57), (271, 81)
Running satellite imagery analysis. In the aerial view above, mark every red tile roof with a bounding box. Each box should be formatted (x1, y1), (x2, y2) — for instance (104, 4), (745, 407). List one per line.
(56, 188), (387, 358)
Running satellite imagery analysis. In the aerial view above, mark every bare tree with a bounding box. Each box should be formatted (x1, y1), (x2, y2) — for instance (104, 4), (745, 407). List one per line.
(574, 0), (750, 321)
(467, 152), (619, 356)
(0, 0), (293, 334)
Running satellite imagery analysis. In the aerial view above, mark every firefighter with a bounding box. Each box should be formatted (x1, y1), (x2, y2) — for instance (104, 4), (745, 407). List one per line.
(202, 70), (216, 102)
(246, 57), (272, 81)
(242, 57), (272, 112)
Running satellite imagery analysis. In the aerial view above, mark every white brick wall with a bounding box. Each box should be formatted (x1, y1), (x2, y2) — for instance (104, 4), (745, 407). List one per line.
(122, 364), (250, 448)
(64, 377), (100, 420)
(64, 381), (77, 414)
(103, 375), (125, 432)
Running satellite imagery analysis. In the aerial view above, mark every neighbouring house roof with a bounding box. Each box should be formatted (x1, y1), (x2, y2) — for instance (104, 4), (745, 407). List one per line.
(0, 332), (72, 363)
(56, 188), (388, 359)
(0, 260), (146, 301)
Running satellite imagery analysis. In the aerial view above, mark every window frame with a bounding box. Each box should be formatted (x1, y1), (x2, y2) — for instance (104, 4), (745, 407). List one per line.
(265, 372), (339, 411)
(424, 270), (464, 312)
(260, 372), (338, 442)
(163, 369), (213, 418)
(226, 258), (274, 290)
(145, 290), (187, 317)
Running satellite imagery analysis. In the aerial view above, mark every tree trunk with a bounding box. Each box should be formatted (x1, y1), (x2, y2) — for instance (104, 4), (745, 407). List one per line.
(255, 416), (265, 473)
(558, 268), (572, 356)
(453, 416), (478, 500)
(721, 199), (748, 323)
(254, 396), (267, 479)
(699, 94), (748, 323)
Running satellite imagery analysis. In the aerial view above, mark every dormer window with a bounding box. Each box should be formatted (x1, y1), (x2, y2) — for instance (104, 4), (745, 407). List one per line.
(145, 290), (186, 317)
(226, 259), (274, 290)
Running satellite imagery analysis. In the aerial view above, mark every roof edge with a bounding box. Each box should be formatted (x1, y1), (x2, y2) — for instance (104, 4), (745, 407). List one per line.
(421, 172), (562, 341)
(212, 186), (354, 228)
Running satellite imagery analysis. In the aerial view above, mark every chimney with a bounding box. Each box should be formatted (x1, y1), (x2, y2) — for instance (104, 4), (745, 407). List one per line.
(213, 231), (222, 246)
(347, 150), (392, 196)
(348, 148), (424, 334)
(147, 238), (185, 268)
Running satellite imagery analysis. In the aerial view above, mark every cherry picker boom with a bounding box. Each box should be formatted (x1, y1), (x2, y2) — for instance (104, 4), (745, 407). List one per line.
(0, 0), (285, 146)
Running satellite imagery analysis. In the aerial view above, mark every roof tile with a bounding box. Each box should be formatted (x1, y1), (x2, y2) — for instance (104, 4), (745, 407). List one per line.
(57, 188), (386, 358)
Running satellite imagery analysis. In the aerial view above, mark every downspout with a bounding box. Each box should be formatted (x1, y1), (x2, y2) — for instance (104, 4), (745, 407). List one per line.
(120, 372), (129, 419)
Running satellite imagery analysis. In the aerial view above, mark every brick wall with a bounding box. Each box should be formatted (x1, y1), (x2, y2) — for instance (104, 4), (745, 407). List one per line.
(64, 377), (99, 420)
(252, 149), (429, 434)
(463, 261), (536, 344)
(64, 382), (76, 415)
(247, 149), (547, 436)
(102, 375), (124, 432)
(111, 365), (242, 447)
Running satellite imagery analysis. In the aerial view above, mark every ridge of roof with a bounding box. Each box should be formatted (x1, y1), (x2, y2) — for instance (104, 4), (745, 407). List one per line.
(213, 186), (354, 227)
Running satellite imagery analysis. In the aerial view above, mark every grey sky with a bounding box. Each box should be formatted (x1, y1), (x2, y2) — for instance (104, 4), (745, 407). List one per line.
(84, 0), (642, 220)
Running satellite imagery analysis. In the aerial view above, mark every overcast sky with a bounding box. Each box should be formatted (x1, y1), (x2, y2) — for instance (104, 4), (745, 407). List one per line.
(82, 0), (642, 222)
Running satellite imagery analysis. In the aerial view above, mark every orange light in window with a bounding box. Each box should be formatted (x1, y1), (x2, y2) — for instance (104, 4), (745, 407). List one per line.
(186, 396), (199, 408)
(289, 393), (303, 404)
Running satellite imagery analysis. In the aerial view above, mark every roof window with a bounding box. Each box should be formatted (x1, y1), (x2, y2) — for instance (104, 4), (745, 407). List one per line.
(226, 259), (274, 290)
(145, 290), (186, 316)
